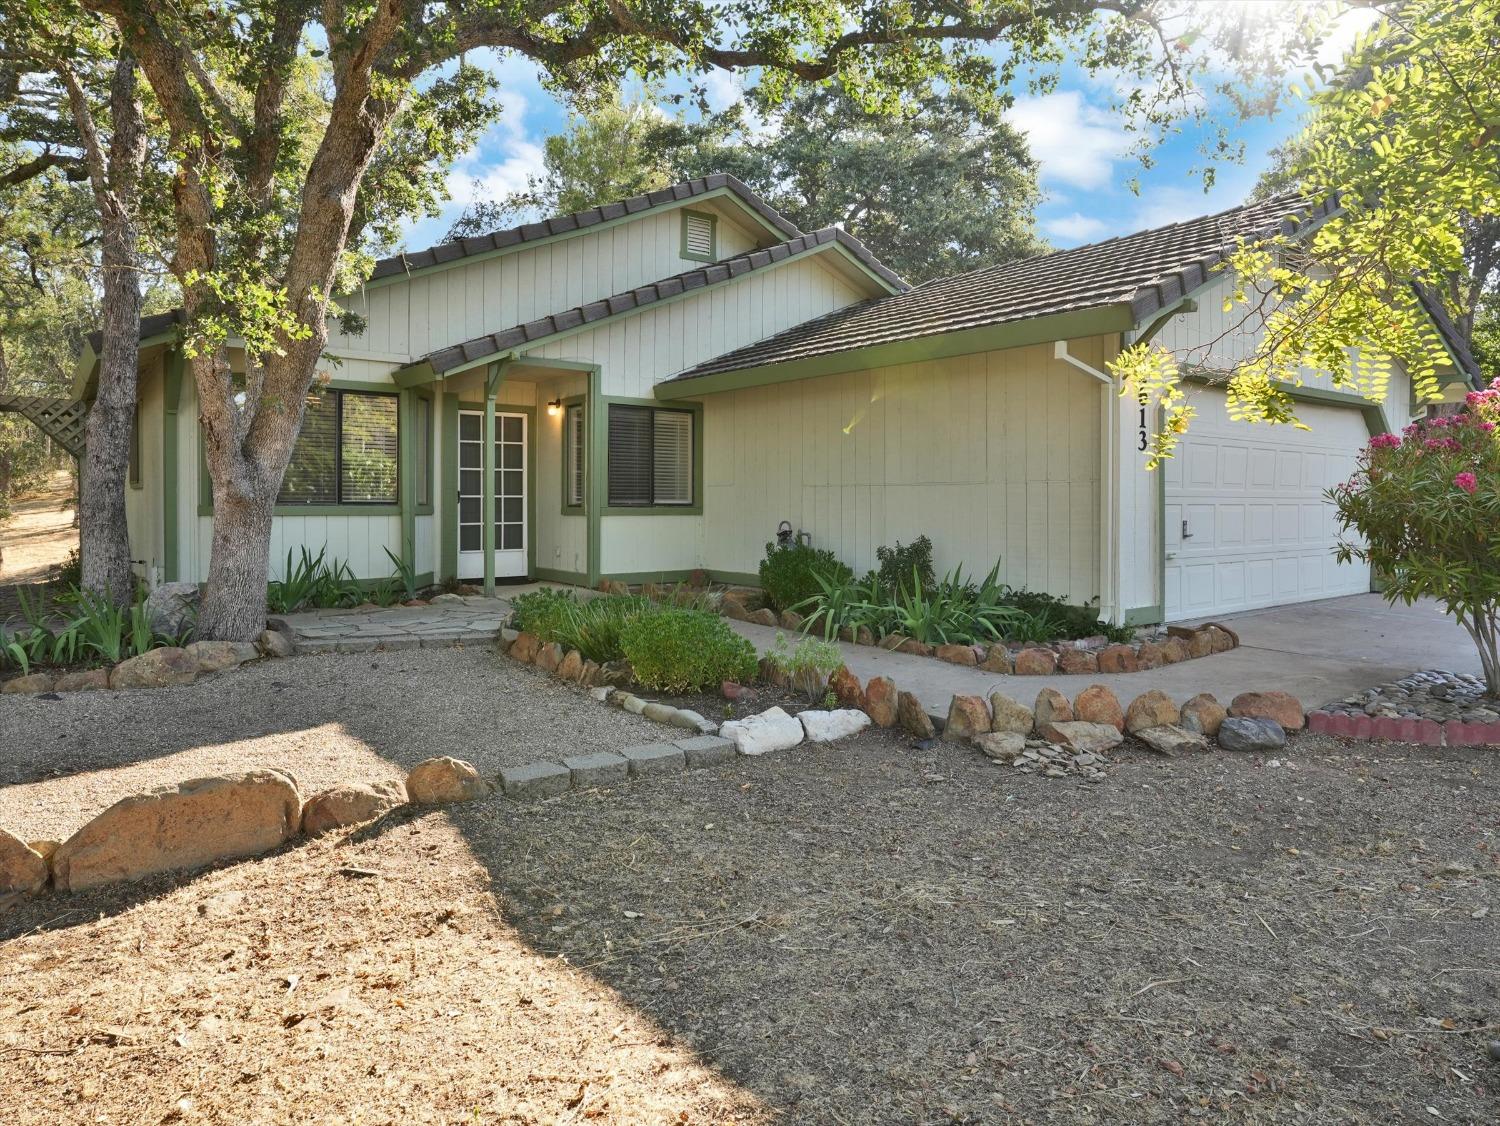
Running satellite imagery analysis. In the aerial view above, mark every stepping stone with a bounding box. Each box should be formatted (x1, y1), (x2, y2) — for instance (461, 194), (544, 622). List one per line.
(620, 743), (686, 776)
(562, 751), (628, 788)
(499, 761), (571, 799)
(675, 735), (735, 767)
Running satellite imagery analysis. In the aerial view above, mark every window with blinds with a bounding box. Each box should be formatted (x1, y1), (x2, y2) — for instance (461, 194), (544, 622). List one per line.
(278, 389), (399, 506)
(607, 405), (694, 507)
(681, 211), (716, 261)
(564, 403), (584, 508)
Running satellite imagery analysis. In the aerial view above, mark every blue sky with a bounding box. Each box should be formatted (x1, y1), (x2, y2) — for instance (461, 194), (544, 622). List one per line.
(402, 7), (1377, 256)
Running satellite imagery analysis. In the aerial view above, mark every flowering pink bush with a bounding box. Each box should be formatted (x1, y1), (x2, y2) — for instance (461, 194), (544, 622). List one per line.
(1331, 378), (1500, 695)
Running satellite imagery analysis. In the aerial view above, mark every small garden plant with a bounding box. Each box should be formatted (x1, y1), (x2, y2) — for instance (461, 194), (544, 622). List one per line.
(759, 540), (853, 613)
(763, 631), (844, 699)
(2, 584), (191, 676)
(619, 609), (758, 693)
(1331, 388), (1500, 696)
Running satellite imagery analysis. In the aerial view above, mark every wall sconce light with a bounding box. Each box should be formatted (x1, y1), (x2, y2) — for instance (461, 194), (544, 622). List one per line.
(546, 398), (562, 417)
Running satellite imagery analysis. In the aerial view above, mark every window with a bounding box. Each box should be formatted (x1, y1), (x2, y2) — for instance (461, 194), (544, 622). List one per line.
(681, 210), (716, 261)
(414, 395), (432, 508)
(564, 402), (584, 509)
(128, 404), (141, 487)
(278, 389), (399, 506)
(607, 405), (694, 507)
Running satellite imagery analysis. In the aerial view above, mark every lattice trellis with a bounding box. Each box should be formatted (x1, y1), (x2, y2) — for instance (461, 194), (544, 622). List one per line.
(0, 394), (89, 458)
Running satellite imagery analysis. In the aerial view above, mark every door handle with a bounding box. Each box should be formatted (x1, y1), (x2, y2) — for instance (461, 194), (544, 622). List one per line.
(1181, 518), (1193, 540)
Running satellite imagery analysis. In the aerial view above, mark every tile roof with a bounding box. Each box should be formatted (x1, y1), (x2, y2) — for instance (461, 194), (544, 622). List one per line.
(369, 174), (801, 282)
(409, 227), (902, 376)
(86, 308), (184, 354)
(662, 194), (1337, 385)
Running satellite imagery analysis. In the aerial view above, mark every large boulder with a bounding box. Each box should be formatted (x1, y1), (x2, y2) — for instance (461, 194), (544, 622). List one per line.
(405, 757), (490, 805)
(1057, 649), (1098, 675)
(1230, 691), (1305, 731)
(1135, 725), (1209, 756)
(1124, 690), (1181, 734)
(185, 639), (260, 674)
(144, 581), (199, 637)
(53, 668), (112, 693)
(51, 770), (302, 892)
(935, 643), (977, 667)
(109, 646), (200, 690)
(2, 672), (55, 695)
(941, 695), (992, 743)
(1, 828), (49, 895)
(1097, 644), (1139, 674)
(1013, 647), (1057, 675)
(798, 709), (872, 743)
(1073, 685), (1124, 731)
(301, 780), (407, 836)
(829, 666), (865, 710)
(974, 731), (1026, 763)
(863, 676), (898, 727)
(1180, 693), (1227, 736)
(980, 646), (1012, 674)
(720, 706), (804, 756)
(988, 693), (1034, 735)
(508, 631), (541, 663)
(1218, 716), (1287, 752)
(1033, 688), (1073, 731)
(257, 629), (294, 658)
(897, 692), (936, 739)
(1042, 721), (1124, 754)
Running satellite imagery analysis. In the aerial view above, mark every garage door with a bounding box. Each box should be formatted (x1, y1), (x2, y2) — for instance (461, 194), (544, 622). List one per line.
(1163, 388), (1371, 620)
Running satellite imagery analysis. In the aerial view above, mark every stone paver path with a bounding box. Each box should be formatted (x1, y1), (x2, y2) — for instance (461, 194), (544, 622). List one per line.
(272, 595), (511, 653)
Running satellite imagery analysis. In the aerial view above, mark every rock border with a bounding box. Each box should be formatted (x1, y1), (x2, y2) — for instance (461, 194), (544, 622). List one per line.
(717, 585), (1239, 675)
(0, 630), (293, 697)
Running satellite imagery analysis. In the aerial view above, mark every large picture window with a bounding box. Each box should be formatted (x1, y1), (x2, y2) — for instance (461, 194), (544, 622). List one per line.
(278, 389), (399, 506)
(607, 404), (694, 507)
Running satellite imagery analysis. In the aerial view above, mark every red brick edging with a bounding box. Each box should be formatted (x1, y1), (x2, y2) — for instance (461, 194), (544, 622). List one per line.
(1306, 710), (1500, 746)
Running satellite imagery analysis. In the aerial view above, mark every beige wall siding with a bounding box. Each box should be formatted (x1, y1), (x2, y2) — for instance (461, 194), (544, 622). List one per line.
(327, 206), (764, 362)
(125, 350), (165, 579)
(528, 374), (589, 577)
(600, 516), (703, 576)
(531, 253), (866, 399)
(698, 341), (1106, 602)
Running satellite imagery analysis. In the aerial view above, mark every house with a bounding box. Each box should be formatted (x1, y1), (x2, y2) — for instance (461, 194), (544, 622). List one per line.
(79, 175), (1479, 624)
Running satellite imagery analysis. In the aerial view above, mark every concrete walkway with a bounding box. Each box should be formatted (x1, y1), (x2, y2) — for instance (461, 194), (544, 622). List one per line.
(726, 594), (1480, 717)
(272, 595), (510, 653)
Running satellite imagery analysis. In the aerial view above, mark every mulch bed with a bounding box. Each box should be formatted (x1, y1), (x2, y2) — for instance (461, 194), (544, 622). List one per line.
(4, 728), (1495, 1122)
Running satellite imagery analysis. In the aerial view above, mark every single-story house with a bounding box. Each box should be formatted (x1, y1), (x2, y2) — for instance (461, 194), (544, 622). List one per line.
(80, 174), (1479, 624)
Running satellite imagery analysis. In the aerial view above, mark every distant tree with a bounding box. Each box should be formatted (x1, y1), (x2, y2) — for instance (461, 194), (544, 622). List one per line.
(448, 88), (676, 239)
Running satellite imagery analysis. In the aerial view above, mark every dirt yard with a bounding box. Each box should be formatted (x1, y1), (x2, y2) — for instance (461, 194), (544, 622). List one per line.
(0, 469), (76, 584)
(2, 675), (1496, 1123)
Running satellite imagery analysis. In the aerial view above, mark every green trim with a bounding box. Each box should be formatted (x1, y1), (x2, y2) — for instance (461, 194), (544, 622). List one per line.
(412, 387), (435, 516)
(599, 396), (704, 515)
(559, 394), (585, 515)
(514, 355), (603, 374)
(711, 569), (761, 587)
(536, 565), (588, 585)
(359, 185), (790, 293)
(481, 362), (507, 595)
(440, 394), (459, 582)
(161, 349), (184, 582)
(394, 361), (437, 389)
(128, 403), (142, 488)
(585, 368), (605, 587)
(445, 396), (538, 585)
(1180, 370), (1393, 436)
(679, 209), (718, 263)
(654, 305), (1136, 400)
(398, 389), (417, 576)
(1122, 604), (1164, 627)
(601, 569), (699, 585)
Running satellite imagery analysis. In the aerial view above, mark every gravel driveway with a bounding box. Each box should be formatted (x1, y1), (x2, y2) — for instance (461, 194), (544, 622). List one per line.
(0, 646), (667, 840)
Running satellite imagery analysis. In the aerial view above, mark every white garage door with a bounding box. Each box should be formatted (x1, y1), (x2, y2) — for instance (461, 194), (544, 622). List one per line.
(1163, 388), (1371, 621)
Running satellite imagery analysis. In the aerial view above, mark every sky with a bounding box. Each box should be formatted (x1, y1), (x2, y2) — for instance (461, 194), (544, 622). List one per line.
(400, 4), (1380, 257)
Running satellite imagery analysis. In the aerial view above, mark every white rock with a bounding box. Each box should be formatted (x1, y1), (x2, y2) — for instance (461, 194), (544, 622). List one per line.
(720, 706), (804, 756)
(797, 708), (871, 743)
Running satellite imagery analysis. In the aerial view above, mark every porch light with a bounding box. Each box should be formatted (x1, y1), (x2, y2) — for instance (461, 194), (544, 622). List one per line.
(546, 398), (562, 417)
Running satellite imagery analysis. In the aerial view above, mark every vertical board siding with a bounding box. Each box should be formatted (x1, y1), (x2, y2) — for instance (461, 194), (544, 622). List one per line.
(530, 374), (589, 576)
(600, 516), (703, 575)
(326, 207), (769, 361)
(531, 254), (865, 398)
(696, 340), (1106, 603)
(125, 351), (165, 578)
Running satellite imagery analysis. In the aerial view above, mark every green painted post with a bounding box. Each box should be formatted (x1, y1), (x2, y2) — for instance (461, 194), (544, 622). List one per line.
(482, 363), (499, 597)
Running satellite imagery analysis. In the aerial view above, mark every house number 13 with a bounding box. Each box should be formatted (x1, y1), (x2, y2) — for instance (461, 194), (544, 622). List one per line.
(1137, 405), (1149, 452)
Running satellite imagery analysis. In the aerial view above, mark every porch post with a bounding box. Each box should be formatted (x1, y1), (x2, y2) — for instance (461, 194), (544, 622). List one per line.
(481, 358), (510, 597)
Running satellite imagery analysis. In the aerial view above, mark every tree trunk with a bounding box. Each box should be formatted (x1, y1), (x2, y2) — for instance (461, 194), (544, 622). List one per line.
(67, 54), (146, 604)
(197, 485), (276, 641)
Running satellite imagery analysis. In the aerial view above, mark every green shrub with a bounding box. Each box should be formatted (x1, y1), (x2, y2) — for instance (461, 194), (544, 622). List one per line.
(266, 546), (366, 613)
(875, 535), (935, 596)
(2, 585), (187, 673)
(554, 595), (659, 663)
(620, 609), (758, 693)
(764, 631), (844, 698)
(510, 587), (579, 638)
(758, 541), (853, 613)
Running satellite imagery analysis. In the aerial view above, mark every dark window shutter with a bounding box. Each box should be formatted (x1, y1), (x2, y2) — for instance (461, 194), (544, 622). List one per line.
(608, 405), (652, 506)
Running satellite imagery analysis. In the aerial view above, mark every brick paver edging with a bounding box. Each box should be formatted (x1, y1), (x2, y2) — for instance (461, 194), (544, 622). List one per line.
(1306, 710), (1500, 747)
(497, 735), (736, 801)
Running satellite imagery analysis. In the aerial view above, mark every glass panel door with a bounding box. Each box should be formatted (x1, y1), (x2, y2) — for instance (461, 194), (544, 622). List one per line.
(456, 410), (527, 580)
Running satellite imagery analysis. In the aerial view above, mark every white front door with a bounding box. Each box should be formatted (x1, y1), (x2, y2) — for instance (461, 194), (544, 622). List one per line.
(1163, 387), (1371, 620)
(457, 410), (527, 580)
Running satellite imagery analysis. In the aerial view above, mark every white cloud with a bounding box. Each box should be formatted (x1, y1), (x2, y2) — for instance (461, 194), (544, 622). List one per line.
(1042, 212), (1111, 244)
(1008, 91), (1130, 190)
(443, 89), (547, 211)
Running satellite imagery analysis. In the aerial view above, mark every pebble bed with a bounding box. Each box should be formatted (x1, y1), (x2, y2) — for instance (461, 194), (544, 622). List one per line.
(996, 741), (1110, 782)
(1320, 670), (1498, 724)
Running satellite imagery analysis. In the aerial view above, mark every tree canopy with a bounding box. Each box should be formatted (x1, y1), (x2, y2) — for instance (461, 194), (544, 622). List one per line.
(449, 81), (1046, 283)
(1115, 0), (1499, 465)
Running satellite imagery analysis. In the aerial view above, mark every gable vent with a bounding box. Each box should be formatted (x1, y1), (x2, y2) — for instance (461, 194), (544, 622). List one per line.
(682, 212), (715, 260)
